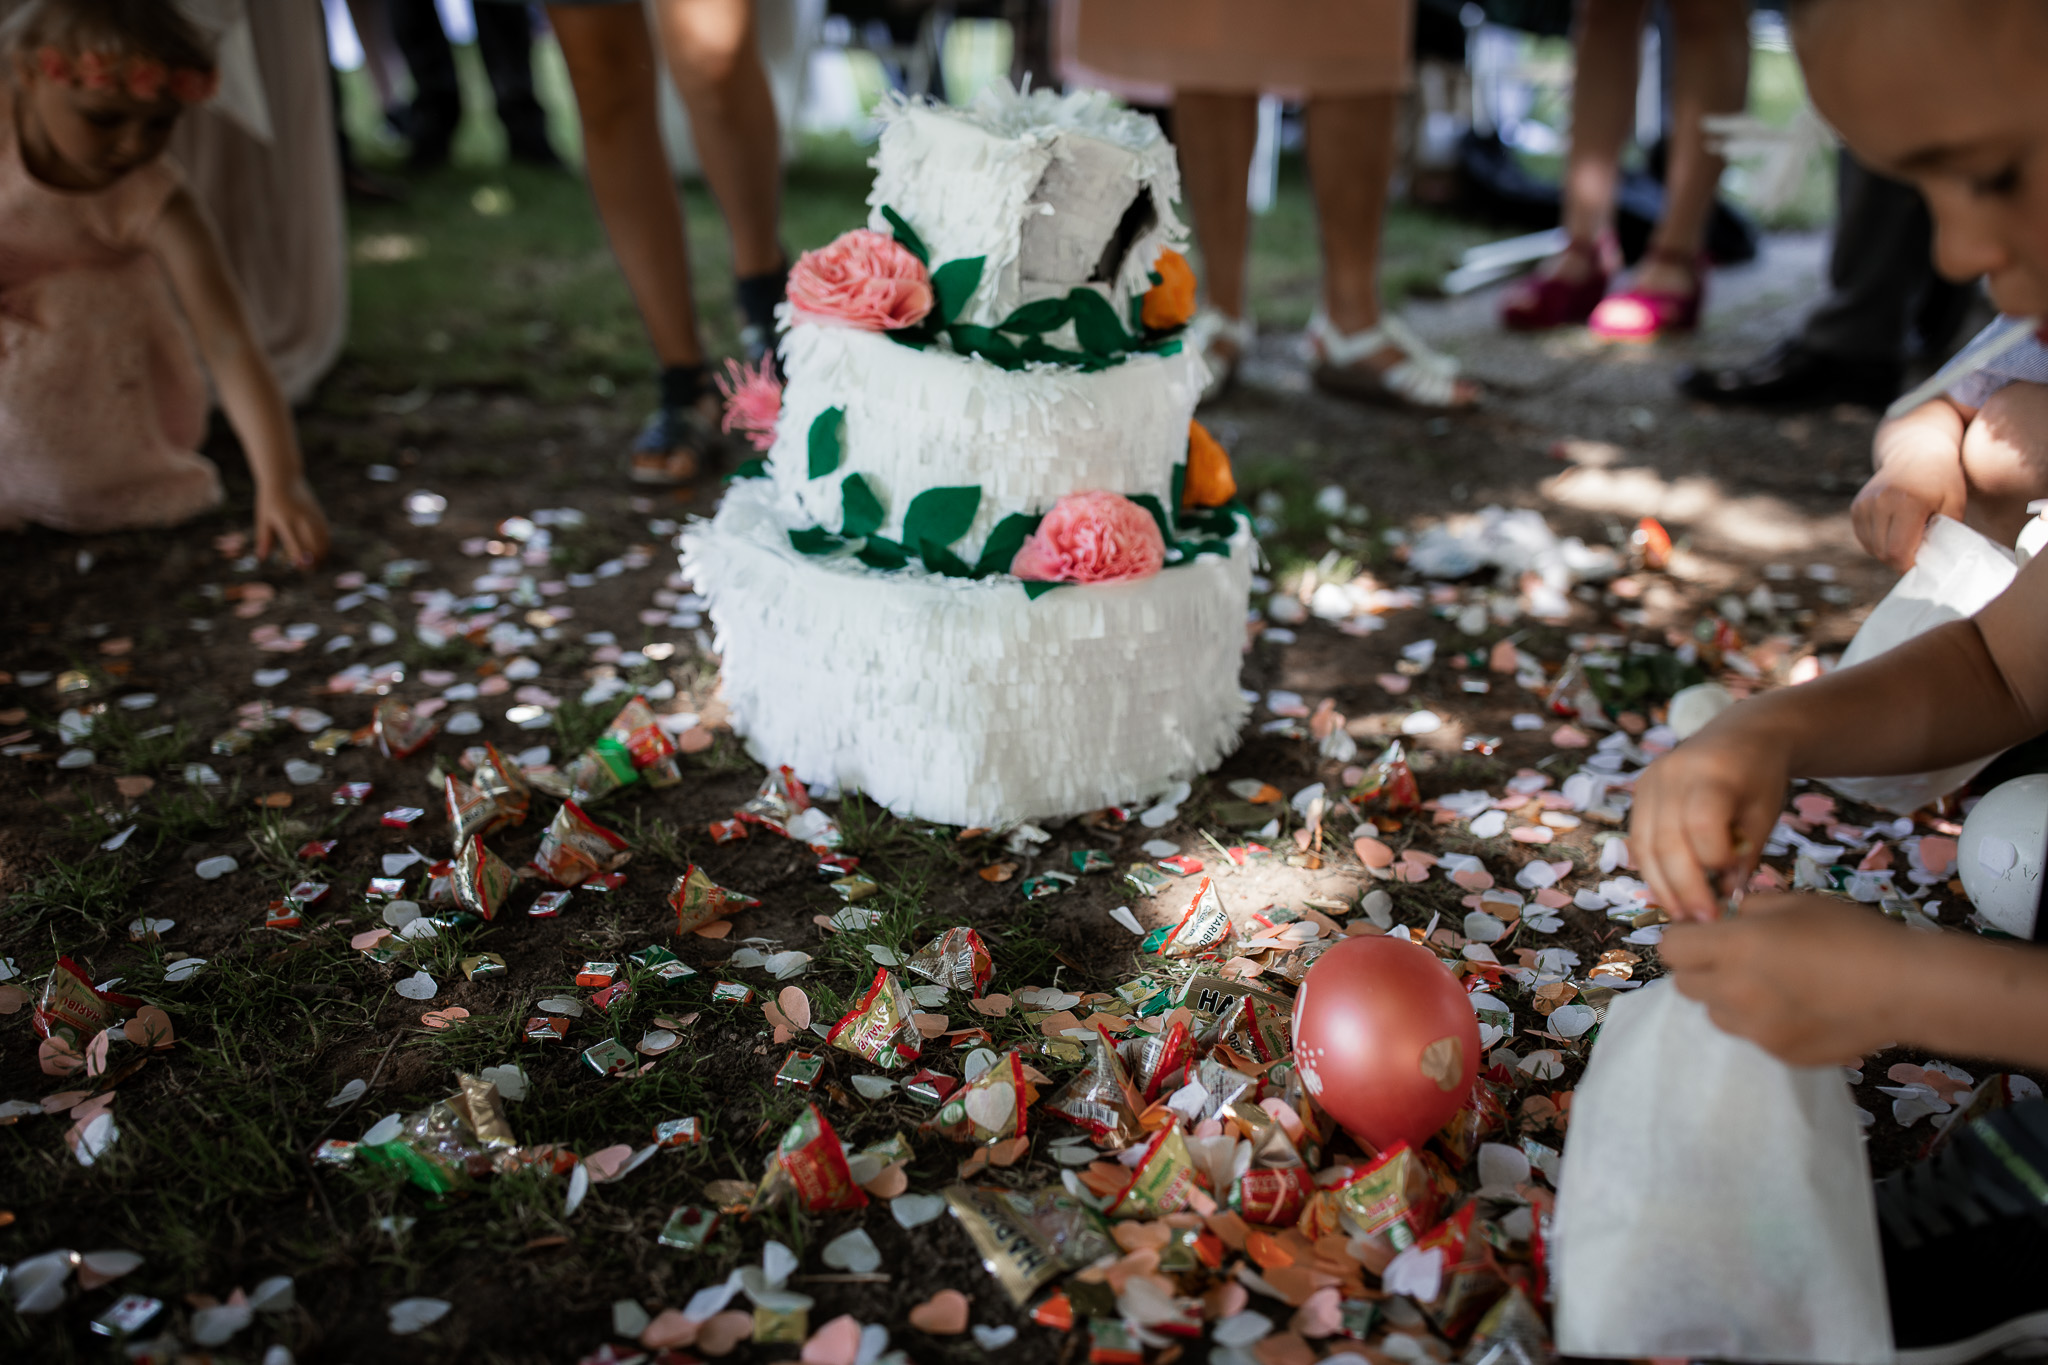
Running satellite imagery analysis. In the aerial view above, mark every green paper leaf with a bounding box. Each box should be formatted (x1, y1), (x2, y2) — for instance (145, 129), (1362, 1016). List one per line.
(1069, 289), (1134, 356)
(997, 297), (1071, 334)
(930, 256), (985, 325)
(1170, 462), (1186, 514)
(1147, 337), (1185, 357)
(948, 324), (1024, 368)
(856, 536), (908, 571)
(975, 512), (1041, 577)
(1018, 335), (1089, 366)
(880, 206), (928, 264)
(1021, 580), (1067, 600)
(807, 407), (845, 479)
(901, 486), (981, 551)
(840, 473), (884, 539)
(886, 330), (930, 351)
(1127, 493), (1174, 548)
(920, 541), (974, 578)
(1129, 293), (1146, 332)
(730, 458), (768, 482)
(788, 526), (842, 555)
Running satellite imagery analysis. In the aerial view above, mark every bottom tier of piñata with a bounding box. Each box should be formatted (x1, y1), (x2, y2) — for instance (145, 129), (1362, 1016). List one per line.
(680, 480), (1254, 828)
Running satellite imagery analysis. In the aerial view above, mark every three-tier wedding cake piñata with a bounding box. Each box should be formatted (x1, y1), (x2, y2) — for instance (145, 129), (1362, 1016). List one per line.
(682, 84), (1257, 827)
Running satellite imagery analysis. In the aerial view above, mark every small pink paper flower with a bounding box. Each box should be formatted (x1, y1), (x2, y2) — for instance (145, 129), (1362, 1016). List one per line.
(1010, 491), (1166, 585)
(125, 56), (166, 102)
(787, 229), (933, 331)
(715, 356), (782, 452)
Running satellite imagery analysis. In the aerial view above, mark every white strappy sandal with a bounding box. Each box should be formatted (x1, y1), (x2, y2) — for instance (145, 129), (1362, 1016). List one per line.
(1186, 308), (1256, 404)
(1306, 310), (1479, 411)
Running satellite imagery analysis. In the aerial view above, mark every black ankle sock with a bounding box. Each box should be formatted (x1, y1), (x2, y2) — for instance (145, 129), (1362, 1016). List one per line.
(659, 364), (708, 413)
(735, 260), (790, 337)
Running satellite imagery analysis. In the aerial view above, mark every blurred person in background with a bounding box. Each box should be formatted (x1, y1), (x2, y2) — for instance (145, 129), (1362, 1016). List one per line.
(1075, 0), (1480, 411)
(390, 0), (562, 168)
(497, 0), (785, 487)
(1499, 0), (1749, 340)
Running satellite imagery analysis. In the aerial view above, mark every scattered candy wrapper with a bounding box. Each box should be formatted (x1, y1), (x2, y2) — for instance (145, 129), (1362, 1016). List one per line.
(904, 927), (993, 997)
(34, 957), (140, 1043)
(455, 835), (517, 921)
(827, 968), (923, 1071)
(669, 865), (759, 934)
(373, 698), (440, 759)
(532, 802), (632, 888)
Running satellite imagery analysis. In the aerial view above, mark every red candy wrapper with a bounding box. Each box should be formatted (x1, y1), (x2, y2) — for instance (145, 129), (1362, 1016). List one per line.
(775, 1103), (868, 1213)
(1353, 739), (1421, 813)
(1161, 877), (1232, 958)
(603, 694), (680, 787)
(455, 835), (517, 921)
(934, 1051), (1036, 1143)
(34, 956), (140, 1042)
(1232, 1165), (1316, 1227)
(826, 967), (923, 1070)
(373, 697), (440, 759)
(1435, 1078), (1510, 1169)
(445, 775), (500, 845)
(470, 742), (532, 827)
(709, 818), (748, 844)
(1412, 1202), (1512, 1340)
(531, 801), (633, 887)
(1218, 992), (1293, 1065)
(1125, 1015), (1192, 1104)
(904, 926), (993, 996)
(1043, 1026), (1143, 1147)
(738, 765), (810, 836)
(1331, 1141), (1439, 1250)
(668, 865), (759, 934)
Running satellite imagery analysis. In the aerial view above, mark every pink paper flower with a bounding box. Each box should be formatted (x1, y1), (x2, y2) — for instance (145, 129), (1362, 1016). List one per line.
(787, 229), (933, 331)
(715, 356), (782, 452)
(1010, 491), (1166, 585)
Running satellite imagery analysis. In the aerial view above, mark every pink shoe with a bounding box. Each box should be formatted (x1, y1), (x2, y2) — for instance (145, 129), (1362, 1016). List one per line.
(1500, 237), (1616, 331)
(1589, 249), (1706, 340)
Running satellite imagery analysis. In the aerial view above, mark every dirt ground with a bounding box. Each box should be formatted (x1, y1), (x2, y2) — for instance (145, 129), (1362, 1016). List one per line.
(0, 185), (2027, 1365)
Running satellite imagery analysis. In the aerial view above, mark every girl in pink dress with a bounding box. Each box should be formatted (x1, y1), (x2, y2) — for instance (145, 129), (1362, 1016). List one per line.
(0, 0), (327, 566)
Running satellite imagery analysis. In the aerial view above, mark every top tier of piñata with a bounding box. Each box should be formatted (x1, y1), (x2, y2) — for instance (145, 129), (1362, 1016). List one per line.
(746, 83), (1241, 574)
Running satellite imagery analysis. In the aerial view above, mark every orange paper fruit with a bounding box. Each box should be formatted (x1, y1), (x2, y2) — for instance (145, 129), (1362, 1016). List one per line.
(1291, 934), (1479, 1151)
(1141, 248), (1197, 330)
(1183, 420), (1237, 509)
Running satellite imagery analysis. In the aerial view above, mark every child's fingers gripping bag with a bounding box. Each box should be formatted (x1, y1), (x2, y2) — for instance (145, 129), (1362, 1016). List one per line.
(1822, 515), (2016, 815)
(1553, 981), (1891, 1363)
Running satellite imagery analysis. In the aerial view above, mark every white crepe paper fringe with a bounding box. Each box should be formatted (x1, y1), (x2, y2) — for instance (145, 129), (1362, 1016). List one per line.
(864, 82), (1188, 332)
(681, 481), (1252, 829)
(770, 323), (1204, 561)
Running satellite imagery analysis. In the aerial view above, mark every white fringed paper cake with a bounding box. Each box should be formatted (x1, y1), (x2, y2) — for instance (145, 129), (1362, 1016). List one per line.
(682, 83), (1256, 827)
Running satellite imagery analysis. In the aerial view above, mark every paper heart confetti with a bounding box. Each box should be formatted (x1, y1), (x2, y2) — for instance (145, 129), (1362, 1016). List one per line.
(326, 1079), (368, 1108)
(387, 1297), (452, 1335)
(420, 1008), (470, 1029)
(801, 1315), (863, 1365)
(971, 1324), (1019, 1349)
(907, 1289), (969, 1335)
(821, 1228), (881, 1274)
(479, 1064), (527, 1101)
(891, 1192), (945, 1229)
(394, 972), (437, 1001)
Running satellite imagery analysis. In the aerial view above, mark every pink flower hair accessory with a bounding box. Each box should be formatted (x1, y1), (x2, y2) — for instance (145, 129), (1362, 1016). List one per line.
(1010, 491), (1167, 586)
(715, 356), (783, 453)
(787, 229), (933, 332)
(35, 46), (218, 104)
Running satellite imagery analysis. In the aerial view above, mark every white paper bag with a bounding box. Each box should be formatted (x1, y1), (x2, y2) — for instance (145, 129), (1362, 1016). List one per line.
(1553, 982), (1891, 1363)
(1823, 515), (2016, 814)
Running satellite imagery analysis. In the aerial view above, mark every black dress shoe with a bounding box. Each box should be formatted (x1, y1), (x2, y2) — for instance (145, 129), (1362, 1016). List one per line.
(1677, 338), (1901, 410)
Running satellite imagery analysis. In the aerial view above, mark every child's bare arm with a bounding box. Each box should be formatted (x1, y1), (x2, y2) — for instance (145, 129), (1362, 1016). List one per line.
(1635, 551), (2048, 920)
(1662, 894), (2048, 1070)
(1851, 396), (1971, 571)
(149, 187), (328, 567)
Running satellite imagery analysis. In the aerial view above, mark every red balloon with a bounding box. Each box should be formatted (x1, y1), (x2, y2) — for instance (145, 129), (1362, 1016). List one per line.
(1292, 934), (1480, 1151)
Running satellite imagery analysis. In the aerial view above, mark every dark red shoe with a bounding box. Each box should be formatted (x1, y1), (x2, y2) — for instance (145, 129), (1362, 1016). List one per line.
(1590, 248), (1708, 340)
(1500, 237), (1613, 331)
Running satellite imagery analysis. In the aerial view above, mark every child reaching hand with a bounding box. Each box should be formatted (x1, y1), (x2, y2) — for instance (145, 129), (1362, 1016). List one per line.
(1626, 4), (2048, 1358)
(0, 0), (327, 566)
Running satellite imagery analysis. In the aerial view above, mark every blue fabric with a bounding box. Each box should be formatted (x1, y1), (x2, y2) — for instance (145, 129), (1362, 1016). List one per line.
(1948, 316), (2048, 409)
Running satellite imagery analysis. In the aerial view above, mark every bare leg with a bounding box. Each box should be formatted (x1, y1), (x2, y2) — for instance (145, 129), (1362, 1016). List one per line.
(1560, 0), (1649, 254)
(1174, 90), (1257, 325)
(1306, 95), (1479, 405)
(1960, 384), (2048, 546)
(1637, 0), (1749, 293)
(548, 4), (703, 367)
(346, 0), (404, 112)
(650, 0), (783, 279)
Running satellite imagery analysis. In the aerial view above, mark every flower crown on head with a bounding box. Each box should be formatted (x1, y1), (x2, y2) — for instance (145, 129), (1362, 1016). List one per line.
(36, 45), (219, 104)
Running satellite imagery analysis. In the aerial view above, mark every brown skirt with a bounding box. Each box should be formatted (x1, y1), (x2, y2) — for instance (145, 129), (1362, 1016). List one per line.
(1071, 0), (1414, 97)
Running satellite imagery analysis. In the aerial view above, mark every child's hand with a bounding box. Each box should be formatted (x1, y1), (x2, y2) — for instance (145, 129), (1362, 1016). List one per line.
(255, 477), (330, 569)
(1631, 717), (1789, 922)
(1852, 401), (1969, 571)
(1662, 895), (1904, 1065)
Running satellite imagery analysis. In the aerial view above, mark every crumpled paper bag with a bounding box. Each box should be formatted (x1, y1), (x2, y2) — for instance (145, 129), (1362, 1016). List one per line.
(1553, 981), (1891, 1363)
(1823, 514), (2016, 814)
